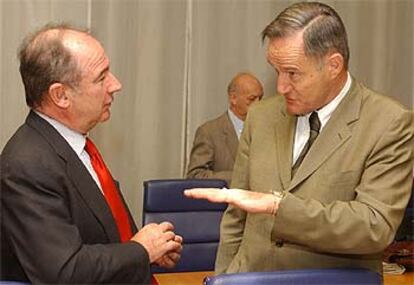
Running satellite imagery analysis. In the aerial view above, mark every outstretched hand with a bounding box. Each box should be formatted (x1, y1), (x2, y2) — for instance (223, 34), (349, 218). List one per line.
(184, 188), (275, 214)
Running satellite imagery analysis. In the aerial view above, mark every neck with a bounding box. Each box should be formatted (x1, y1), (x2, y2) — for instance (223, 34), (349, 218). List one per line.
(229, 106), (245, 121)
(321, 71), (348, 109)
(35, 105), (89, 135)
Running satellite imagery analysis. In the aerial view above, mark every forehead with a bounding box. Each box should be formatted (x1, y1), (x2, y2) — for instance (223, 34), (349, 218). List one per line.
(63, 31), (109, 73)
(243, 78), (262, 91)
(266, 32), (307, 66)
(236, 77), (262, 95)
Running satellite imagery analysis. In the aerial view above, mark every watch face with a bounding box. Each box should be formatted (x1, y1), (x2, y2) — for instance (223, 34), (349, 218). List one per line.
(272, 191), (285, 199)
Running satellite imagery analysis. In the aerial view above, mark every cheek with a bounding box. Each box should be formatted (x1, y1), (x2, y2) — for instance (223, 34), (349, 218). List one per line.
(295, 75), (318, 100)
(242, 99), (251, 110)
(95, 87), (109, 104)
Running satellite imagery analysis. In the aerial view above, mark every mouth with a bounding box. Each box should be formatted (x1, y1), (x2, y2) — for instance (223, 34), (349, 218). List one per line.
(284, 97), (295, 105)
(102, 103), (112, 112)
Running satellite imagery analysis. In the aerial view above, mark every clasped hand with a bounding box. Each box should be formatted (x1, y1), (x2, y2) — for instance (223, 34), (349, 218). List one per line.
(132, 221), (183, 268)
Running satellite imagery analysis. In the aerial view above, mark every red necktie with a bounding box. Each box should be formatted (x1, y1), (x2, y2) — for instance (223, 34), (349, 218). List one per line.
(85, 138), (132, 242)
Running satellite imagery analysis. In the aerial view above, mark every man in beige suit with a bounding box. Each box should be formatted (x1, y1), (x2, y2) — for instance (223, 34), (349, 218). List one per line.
(185, 1), (414, 275)
(187, 73), (263, 185)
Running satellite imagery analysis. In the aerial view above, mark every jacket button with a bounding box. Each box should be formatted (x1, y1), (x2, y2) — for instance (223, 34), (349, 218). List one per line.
(275, 239), (284, 247)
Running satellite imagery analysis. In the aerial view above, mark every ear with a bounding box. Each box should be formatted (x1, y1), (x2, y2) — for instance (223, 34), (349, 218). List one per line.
(326, 52), (344, 79)
(229, 91), (237, 107)
(48, 83), (70, 109)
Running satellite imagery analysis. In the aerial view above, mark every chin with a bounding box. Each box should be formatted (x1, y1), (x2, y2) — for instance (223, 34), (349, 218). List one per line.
(100, 111), (111, 122)
(286, 104), (310, 116)
(286, 106), (301, 116)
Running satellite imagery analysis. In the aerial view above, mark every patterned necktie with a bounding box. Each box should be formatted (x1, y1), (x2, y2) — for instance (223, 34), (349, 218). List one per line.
(292, 111), (321, 177)
(85, 138), (132, 242)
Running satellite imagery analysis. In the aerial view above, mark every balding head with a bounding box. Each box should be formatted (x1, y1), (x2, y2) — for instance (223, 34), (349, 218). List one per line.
(18, 23), (90, 108)
(227, 72), (263, 121)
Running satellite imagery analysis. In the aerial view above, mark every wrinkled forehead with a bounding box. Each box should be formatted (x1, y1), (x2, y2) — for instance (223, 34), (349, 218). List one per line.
(266, 32), (305, 62)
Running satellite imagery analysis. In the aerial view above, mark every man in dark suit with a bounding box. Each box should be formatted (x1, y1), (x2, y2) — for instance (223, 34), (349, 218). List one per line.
(185, 1), (413, 276)
(186, 72), (263, 185)
(1, 23), (182, 284)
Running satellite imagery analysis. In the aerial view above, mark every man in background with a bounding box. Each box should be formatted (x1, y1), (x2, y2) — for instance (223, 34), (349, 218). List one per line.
(1, 23), (182, 284)
(187, 72), (263, 185)
(186, 1), (414, 275)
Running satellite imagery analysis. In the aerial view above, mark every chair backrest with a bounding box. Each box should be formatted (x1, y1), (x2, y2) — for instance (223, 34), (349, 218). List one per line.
(143, 179), (228, 273)
(203, 268), (382, 285)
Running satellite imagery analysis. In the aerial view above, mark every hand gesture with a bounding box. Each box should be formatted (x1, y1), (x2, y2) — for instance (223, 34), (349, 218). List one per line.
(184, 188), (275, 214)
(132, 222), (183, 263)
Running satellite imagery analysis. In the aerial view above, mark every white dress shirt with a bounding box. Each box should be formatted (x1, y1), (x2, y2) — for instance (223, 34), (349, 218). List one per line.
(228, 109), (244, 140)
(292, 72), (352, 165)
(35, 111), (103, 192)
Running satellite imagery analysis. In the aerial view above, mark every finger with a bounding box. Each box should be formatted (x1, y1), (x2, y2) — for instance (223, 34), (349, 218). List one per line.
(184, 188), (220, 198)
(173, 244), (182, 254)
(163, 231), (176, 242)
(173, 235), (183, 244)
(159, 221), (174, 232)
(185, 187), (221, 193)
(157, 255), (178, 269)
(166, 252), (181, 263)
(165, 240), (183, 253)
(185, 188), (230, 203)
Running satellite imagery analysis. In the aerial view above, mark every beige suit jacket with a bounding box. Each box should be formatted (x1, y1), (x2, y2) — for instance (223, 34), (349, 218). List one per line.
(187, 112), (238, 185)
(215, 79), (414, 274)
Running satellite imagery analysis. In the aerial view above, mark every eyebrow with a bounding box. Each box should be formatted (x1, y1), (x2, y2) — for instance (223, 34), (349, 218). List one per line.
(94, 66), (109, 82)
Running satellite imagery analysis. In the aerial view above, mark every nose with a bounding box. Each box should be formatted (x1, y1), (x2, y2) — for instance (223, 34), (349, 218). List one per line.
(108, 72), (122, 93)
(253, 96), (261, 102)
(276, 73), (292, 95)
(248, 97), (260, 105)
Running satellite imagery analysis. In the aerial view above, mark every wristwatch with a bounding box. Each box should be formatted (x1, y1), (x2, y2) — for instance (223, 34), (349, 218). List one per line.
(271, 190), (286, 215)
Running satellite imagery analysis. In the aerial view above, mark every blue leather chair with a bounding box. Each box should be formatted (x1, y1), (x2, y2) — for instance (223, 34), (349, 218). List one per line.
(142, 179), (228, 273)
(203, 268), (382, 285)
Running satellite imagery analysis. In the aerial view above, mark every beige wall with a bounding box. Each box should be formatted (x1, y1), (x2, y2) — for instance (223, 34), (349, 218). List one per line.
(1, 0), (413, 224)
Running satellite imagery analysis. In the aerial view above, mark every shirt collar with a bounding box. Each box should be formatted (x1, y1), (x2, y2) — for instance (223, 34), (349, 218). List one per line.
(228, 109), (244, 139)
(34, 111), (86, 156)
(316, 72), (352, 128)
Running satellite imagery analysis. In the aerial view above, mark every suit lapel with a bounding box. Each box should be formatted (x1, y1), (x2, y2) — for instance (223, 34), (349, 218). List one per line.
(26, 111), (121, 241)
(66, 157), (121, 241)
(288, 80), (361, 190)
(222, 112), (239, 161)
(275, 105), (296, 190)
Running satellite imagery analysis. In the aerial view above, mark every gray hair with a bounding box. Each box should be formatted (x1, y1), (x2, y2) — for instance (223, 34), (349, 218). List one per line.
(262, 1), (349, 68)
(18, 23), (88, 108)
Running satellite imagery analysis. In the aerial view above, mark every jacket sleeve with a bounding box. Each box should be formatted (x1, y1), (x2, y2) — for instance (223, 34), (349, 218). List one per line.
(1, 152), (151, 284)
(186, 125), (232, 184)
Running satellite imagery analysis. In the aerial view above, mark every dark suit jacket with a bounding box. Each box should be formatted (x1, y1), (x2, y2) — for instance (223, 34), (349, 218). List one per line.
(216, 79), (414, 274)
(187, 112), (238, 185)
(1, 111), (151, 284)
